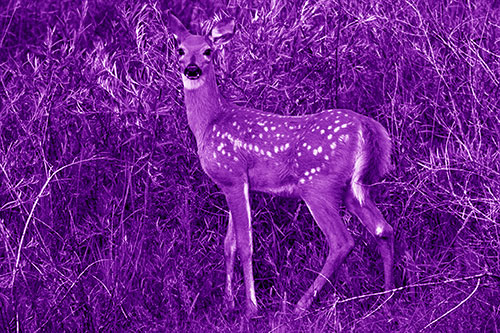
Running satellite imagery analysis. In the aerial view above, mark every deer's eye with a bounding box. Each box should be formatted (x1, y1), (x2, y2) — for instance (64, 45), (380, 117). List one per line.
(203, 48), (212, 56)
(178, 48), (185, 56)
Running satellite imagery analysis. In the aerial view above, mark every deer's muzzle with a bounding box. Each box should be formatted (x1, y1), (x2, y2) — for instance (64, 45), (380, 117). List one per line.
(184, 64), (202, 79)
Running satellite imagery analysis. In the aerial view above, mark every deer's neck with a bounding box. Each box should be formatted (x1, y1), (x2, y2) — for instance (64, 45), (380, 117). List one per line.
(183, 73), (222, 141)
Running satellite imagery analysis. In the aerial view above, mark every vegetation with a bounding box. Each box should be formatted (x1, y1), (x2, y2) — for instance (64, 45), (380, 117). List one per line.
(0, 0), (498, 331)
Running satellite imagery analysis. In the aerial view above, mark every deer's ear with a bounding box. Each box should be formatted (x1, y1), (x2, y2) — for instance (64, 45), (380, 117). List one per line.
(167, 14), (189, 43)
(209, 18), (235, 46)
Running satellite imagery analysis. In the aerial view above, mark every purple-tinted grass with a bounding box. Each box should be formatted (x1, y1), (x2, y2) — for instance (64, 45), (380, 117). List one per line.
(0, 0), (499, 331)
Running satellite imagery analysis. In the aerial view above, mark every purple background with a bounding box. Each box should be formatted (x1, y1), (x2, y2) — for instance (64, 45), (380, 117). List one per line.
(0, 0), (499, 331)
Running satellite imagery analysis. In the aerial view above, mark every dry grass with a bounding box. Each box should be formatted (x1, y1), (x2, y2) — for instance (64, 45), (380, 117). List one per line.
(0, 0), (499, 331)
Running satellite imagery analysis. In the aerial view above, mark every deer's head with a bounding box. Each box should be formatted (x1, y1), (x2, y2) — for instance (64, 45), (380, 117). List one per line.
(167, 14), (235, 90)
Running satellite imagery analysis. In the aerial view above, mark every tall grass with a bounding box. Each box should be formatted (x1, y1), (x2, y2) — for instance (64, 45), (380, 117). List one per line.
(0, 0), (499, 331)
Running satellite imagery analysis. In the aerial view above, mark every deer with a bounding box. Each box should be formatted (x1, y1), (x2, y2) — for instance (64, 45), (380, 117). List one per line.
(167, 14), (394, 317)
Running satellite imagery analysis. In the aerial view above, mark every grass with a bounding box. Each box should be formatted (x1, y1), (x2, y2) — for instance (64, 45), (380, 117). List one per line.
(0, 0), (499, 331)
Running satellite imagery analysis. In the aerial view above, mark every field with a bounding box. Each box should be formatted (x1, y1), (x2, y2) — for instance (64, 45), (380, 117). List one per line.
(0, 0), (499, 331)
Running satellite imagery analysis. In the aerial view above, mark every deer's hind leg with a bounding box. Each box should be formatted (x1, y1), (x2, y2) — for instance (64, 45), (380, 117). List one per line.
(295, 190), (354, 314)
(345, 189), (394, 289)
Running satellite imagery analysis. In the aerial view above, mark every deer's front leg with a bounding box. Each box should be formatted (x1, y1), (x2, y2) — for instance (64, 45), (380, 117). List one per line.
(223, 182), (258, 317)
(224, 212), (236, 310)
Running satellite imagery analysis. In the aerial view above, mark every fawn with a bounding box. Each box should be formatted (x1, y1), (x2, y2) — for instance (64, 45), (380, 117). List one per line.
(167, 14), (394, 316)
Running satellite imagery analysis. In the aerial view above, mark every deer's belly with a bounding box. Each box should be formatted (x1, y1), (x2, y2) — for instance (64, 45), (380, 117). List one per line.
(251, 182), (300, 197)
(247, 163), (301, 198)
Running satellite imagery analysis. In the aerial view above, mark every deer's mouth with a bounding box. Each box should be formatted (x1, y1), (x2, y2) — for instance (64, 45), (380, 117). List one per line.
(184, 64), (202, 79)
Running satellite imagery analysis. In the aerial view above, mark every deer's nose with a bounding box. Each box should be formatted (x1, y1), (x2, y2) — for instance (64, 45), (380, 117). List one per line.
(184, 64), (202, 79)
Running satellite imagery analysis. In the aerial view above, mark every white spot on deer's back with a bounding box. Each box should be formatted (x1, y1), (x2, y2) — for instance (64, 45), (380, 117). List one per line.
(339, 134), (349, 143)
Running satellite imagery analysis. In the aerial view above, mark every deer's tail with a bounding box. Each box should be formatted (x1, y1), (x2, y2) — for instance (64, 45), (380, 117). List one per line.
(351, 117), (392, 205)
